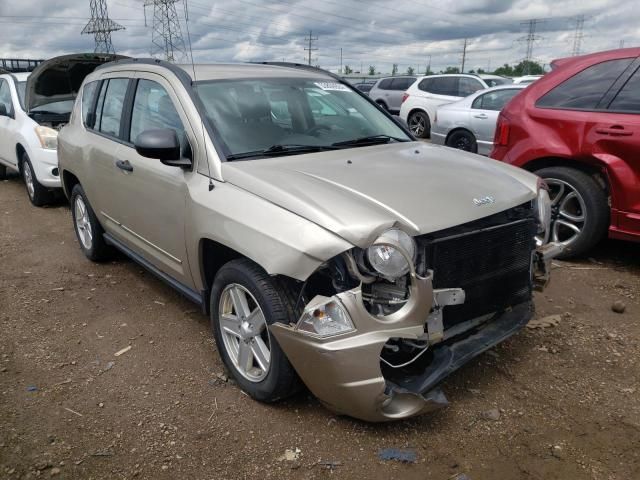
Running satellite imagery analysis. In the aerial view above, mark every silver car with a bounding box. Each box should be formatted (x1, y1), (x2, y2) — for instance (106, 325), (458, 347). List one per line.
(368, 76), (416, 113)
(431, 85), (526, 155)
(58, 60), (560, 422)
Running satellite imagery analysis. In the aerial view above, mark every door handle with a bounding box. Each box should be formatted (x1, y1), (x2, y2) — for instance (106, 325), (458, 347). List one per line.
(595, 126), (633, 136)
(473, 114), (488, 119)
(115, 160), (134, 172)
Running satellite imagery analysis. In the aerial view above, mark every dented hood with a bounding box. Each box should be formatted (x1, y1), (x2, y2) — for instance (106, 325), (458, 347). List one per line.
(222, 142), (539, 247)
(25, 53), (128, 111)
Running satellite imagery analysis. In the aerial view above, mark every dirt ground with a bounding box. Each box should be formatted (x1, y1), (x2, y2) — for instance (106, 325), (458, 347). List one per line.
(1, 174), (639, 480)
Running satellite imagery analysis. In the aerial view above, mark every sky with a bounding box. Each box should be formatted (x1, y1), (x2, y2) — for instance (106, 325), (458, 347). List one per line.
(0, 0), (638, 75)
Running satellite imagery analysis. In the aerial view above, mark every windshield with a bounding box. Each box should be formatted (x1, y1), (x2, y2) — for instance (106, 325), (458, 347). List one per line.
(193, 77), (411, 159)
(483, 77), (513, 87)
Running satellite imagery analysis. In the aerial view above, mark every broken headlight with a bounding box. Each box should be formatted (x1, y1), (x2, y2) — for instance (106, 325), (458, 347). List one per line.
(366, 229), (416, 279)
(535, 180), (552, 242)
(297, 297), (354, 337)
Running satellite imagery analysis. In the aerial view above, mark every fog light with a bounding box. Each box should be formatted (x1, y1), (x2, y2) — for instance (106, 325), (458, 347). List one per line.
(297, 297), (354, 337)
(52, 168), (59, 176)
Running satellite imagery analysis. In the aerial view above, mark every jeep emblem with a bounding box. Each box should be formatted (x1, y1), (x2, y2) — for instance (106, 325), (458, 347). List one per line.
(473, 196), (495, 206)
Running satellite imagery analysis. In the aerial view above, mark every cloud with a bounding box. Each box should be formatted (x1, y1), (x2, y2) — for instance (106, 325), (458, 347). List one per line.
(0, 0), (637, 74)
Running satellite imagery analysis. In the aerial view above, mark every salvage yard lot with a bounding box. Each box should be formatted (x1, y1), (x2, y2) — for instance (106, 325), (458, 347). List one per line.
(1, 175), (639, 480)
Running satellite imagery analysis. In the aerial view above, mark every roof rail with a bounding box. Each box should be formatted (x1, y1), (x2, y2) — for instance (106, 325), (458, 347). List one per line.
(250, 61), (342, 81)
(94, 57), (193, 86)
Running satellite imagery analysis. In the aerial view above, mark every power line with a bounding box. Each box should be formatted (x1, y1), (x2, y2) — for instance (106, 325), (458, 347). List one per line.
(81, 0), (125, 54)
(144, 0), (188, 63)
(304, 30), (318, 66)
(571, 14), (585, 56)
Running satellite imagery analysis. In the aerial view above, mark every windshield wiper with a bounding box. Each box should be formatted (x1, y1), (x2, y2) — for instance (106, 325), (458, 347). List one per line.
(226, 144), (338, 161)
(331, 134), (408, 147)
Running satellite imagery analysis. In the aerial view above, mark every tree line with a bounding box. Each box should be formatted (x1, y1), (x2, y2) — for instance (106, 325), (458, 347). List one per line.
(343, 60), (545, 77)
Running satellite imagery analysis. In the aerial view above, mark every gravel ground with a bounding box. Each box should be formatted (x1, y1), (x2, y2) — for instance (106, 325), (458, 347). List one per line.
(1, 174), (639, 480)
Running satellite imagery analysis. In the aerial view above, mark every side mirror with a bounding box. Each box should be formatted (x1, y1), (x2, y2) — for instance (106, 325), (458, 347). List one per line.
(134, 128), (191, 168)
(0, 104), (8, 117)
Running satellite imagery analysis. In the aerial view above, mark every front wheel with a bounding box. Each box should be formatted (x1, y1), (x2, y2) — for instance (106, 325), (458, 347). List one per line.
(408, 111), (430, 138)
(210, 259), (299, 402)
(446, 130), (477, 153)
(535, 166), (609, 258)
(21, 154), (52, 207)
(70, 184), (111, 262)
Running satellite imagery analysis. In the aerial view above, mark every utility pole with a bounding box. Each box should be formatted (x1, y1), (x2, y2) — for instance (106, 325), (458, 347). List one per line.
(304, 30), (318, 66)
(619, 40), (625, 48)
(518, 18), (545, 75)
(82, 0), (124, 54)
(571, 14), (585, 56)
(426, 54), (431, 75)
(340, 47), (343, 74)
(460, 38), (468, 73)
(144, 0), (188, 63)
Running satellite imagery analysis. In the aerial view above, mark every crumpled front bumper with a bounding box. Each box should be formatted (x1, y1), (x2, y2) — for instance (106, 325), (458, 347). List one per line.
(270, 242), (562, 422)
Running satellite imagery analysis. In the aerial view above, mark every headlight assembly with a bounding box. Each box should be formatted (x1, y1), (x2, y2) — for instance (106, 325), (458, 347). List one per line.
(366, 229), (416, 279)
(35, 126), (58, 150)
(535, 180), (552, 237)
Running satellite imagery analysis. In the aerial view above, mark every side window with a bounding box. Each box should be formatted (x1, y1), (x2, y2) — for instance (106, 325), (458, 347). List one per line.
(378, 79), (393, 90)
(536, 58), (634, 110)
(129, 79), (184, 144)
(418, 78), (433, 92)
(608, 67), (640, 112)
(0, 79), (12, 115)
(473, 89), (520, 111)
(96, 78), (129, 137)
(458, 78), (484, 97)
(81, 81), (99, 127)
(390, 78), (410, 91)
(430, 77), (459, 96)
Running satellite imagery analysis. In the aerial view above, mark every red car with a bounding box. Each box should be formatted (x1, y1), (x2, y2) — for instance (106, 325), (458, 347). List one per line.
(491, 48), (640, 257)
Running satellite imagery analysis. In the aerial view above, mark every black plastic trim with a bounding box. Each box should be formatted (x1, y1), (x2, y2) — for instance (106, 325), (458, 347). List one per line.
(103, 232), (204, 307)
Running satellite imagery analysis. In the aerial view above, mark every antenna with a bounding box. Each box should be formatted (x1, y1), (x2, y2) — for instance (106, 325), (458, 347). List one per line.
(144, 0), (188, 63)
(571, 15), (585, 56)
(82, 0), (124, 54)
(304, 30), (318, 66)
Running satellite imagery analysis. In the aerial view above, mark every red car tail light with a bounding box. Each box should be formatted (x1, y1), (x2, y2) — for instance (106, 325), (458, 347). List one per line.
(495, 114), (510, 146)
(401, 93), (409, 103)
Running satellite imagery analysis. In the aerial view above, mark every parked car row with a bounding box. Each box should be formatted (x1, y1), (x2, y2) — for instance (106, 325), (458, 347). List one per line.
(1, 54), (562, 422)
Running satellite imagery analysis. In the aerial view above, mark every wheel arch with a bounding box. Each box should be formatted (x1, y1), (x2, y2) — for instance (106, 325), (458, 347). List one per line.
(520, 157), (610, 196)
(445, 127), (476, 144)
(15, 143), (27, 171)
(61, 169), (81, 199)
(407, 107), (431, 122)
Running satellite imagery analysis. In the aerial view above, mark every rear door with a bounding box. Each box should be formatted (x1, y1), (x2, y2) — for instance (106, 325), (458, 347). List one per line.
(470, 88), (522, 154)
(421, 77), (461, 105)
(387, 77), (414, 111)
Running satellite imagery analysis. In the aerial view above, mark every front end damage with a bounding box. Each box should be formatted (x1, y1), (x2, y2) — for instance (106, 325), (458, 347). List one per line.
(271, 202), (562, 422)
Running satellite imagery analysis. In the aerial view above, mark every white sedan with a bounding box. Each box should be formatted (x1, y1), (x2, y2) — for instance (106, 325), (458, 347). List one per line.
(430, 85), (526, 156)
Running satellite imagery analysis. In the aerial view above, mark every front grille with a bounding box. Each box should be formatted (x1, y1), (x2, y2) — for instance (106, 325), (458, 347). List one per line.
(418, 204), (536, 329)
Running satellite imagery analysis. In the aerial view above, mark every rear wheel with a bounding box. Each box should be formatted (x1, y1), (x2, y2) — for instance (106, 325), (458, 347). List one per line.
(446, 130), (477, 153)
(376, 100), (388, 111)
(535, 166), (609, 258)
(70, 184), (111, 262)
(408, 110), (430, 138)
(21, 153), (52, 207)
(210, 259), (299, 402)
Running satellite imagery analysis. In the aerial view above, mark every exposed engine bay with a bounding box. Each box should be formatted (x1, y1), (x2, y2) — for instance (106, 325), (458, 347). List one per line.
(29, 112), (69, 130)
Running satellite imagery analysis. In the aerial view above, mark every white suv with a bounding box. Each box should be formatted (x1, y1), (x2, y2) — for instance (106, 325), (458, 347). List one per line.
(399, 74), (489, 138)
(0, 54), (121, 205)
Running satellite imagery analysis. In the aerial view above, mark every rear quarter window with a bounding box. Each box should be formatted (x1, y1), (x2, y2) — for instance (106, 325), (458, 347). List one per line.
(536, 58), (634, 110)
(377, 79), (393, 90)
(608, 67), (640, 112)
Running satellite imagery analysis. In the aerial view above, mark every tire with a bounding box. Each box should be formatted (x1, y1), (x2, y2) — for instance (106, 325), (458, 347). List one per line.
(70, 184), (111, 262)
(535, 166), (609, 259)
(376, 100), (388, 111)
(21, 153), (52, 207)
(408, 110), (431, 138)
(0, 164), (6, 180)
(446, 130), (477, 153)
(210, 258), (300, 402)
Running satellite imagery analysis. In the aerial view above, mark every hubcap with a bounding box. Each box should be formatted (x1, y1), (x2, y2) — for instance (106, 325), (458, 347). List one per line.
(23, 162), (35, 199)
(453, 135), (472, 151)
(74, 196), (93, 250)
(218, 284), (271, 383)
(545, 178), (587, 247)
(409, 114), (425, 136)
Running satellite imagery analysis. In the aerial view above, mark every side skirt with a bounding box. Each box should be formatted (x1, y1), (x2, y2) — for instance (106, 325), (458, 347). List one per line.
(103, 233), (206, 310)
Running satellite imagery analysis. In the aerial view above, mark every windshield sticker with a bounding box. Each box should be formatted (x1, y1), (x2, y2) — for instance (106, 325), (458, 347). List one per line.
(314, 82), (351, 92)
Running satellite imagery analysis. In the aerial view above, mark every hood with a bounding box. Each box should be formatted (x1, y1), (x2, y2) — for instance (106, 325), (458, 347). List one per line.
(222, 142), (539, 247)
(25, 53), (128, 111)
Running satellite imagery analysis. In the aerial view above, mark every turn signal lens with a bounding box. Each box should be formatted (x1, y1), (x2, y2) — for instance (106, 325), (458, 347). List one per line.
(297, 297), (354, 337)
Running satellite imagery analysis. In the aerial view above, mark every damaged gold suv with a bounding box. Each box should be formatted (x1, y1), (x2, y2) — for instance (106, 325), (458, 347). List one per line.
(58, 59), (561, 421)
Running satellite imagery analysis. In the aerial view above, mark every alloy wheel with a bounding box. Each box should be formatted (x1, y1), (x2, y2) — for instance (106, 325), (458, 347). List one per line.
(545, 178), (587, 247)
(218, 284), (271, 382)
(408, 114), (425, 136)
(23, 161), (35, 200)
(74, 196), (93, 250)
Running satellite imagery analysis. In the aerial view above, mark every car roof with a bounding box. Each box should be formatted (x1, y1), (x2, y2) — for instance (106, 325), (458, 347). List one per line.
(551, 47), (640, 70)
